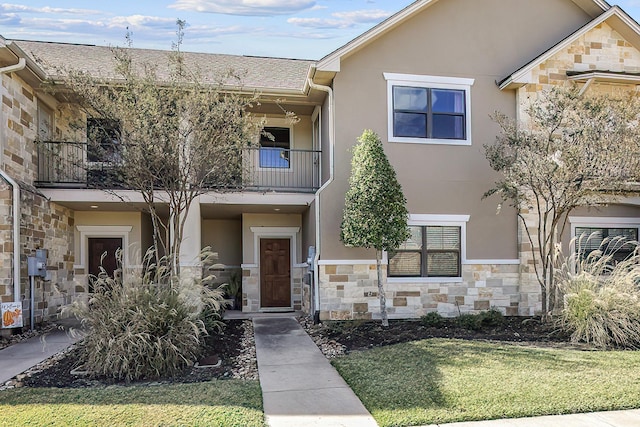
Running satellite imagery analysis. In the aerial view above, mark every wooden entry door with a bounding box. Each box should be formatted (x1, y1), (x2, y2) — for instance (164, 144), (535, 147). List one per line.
(260, 238), (291, 308)
(88, 237), (122, 292)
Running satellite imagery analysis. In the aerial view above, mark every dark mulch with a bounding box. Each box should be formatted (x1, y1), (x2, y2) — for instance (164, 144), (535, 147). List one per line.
(308, 316), (570, 353)
(24, 320), (246, 388)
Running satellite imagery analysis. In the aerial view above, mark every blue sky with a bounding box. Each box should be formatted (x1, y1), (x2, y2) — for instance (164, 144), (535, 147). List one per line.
(2, 1), (640, 60)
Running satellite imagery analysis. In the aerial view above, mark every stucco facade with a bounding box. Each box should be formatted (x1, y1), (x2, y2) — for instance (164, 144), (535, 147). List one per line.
(1, 0), (640, 327)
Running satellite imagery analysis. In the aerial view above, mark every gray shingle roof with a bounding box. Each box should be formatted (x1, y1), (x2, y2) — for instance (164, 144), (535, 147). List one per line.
(13, 40), (315, 92)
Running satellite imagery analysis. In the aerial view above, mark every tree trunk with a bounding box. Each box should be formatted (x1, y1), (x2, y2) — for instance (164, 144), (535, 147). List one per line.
(376, 249), (388, 327)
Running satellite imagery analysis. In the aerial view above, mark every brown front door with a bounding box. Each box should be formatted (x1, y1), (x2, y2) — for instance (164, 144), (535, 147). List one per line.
(260, 238), (291, 308)
(88, 237), (122, 292)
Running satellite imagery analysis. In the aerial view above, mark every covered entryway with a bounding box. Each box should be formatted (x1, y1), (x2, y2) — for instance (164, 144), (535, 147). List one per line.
(260, 238), (292, 309)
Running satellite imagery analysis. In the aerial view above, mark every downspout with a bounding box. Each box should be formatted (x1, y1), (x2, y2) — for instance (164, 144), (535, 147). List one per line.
(307, 76), (335, 321)
(0, 58), (26, 304)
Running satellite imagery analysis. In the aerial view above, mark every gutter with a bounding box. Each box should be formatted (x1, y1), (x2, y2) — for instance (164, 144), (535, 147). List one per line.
(307, 75), (335, 320)
(0, 58), (27, 304)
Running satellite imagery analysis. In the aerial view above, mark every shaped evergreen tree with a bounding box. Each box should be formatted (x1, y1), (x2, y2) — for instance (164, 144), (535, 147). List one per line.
(340, 130), (409, 326)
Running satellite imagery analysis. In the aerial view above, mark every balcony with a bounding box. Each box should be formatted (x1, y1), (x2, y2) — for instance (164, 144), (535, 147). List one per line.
(36, 141), (321, 193)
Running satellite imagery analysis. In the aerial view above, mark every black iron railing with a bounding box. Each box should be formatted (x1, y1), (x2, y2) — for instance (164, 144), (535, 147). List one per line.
(35, 141), (321, 193)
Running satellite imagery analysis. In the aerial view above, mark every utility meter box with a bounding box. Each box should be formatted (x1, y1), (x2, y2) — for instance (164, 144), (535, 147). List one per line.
(27, 249), (47, 278)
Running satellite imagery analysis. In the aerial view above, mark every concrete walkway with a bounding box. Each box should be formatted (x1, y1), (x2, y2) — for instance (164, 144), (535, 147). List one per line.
(0, 326), (80, 385)
(253, 316), (378, 427)
(422, 409), (640, 426)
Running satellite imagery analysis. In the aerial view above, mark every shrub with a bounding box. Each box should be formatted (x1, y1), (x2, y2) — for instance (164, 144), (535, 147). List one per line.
(478, 308), (505, 327)
(556, 235), (640, 348)
(72, 248), (226, 382)
(456, 313), (482, 330)
(421, 312), (444, 328)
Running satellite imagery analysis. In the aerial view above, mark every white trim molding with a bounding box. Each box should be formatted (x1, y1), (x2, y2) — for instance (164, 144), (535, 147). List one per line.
(569, 216), (640, 255)
(384, 73), (474, 146)
(74, 225), (133, 270)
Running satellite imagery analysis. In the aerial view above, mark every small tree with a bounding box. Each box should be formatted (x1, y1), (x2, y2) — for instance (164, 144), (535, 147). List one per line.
(46, 23), (262, 275)
(341, 130), (409, 327)
(485, 87), (640, 314)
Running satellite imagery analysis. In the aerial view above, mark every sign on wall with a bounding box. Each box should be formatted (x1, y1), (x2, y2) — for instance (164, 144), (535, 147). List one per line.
(2, 302), (23, 328)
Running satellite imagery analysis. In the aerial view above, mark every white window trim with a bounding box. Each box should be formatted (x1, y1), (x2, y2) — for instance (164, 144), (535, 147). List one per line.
(384, 73), (474, 146)
(569, 216), (640, 257)
(258, 118), (295, 173)
(386, 214), (469, 283)
(74, 225), (133, 270)
(250, 226), (300, 310)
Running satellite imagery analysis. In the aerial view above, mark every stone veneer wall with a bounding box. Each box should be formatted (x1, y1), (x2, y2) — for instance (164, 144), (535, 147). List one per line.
(1, 71), (78, 328)
(318, 262), (533, 321)
(242, 266), (306, 312)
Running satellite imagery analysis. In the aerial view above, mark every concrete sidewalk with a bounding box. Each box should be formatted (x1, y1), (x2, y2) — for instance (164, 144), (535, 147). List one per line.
(253, 316), (378, 427)
(422, 409), (640, 426)
(0, 326), (80, 385)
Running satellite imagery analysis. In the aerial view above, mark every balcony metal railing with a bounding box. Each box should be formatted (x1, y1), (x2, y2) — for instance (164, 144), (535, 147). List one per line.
(35, 141), (321, 193)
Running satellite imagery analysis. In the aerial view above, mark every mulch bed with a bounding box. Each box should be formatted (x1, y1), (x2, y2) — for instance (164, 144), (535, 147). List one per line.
(305, 316), (571, 354)
(23, 319), (252, 388)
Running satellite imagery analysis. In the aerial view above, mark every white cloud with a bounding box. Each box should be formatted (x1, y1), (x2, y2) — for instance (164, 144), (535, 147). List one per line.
(287, 8), (393, 30)
(169, 0), (316, 16)
(287, 17), (352, 29)
(0, 3), (102, 15)
(332, 9), (392, 23)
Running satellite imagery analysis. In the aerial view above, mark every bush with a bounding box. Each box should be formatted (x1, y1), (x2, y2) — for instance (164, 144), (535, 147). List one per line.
(72, 248), (226, 382)
(456, 313), (482, 330)
(478, 308), (505, 327)
(556, 235), (640, 348)
(421, 312), (444, 328)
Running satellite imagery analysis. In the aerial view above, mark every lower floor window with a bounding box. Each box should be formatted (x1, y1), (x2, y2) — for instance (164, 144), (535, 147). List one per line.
(389, 225), (461, 277)
(575, 226), (638, 264)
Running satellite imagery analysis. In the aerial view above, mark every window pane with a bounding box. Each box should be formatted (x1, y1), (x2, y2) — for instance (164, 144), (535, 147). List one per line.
(393, 86), (428, 111)
(432, 89), (465, 113)
(426, 226), (460, 250)
(259, 147), (290, 168)
(427, 252), (460, 277)
(260, 127), (290, 149)
(389, 251), (421, 276)
(432, 114), (465, 139)
(399, 226), (422, 250)
(576, 227), (638, 263)
(394, 112), (427, 138)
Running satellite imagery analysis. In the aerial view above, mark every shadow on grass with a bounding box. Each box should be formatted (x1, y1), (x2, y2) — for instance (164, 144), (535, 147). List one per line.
(0, 380), (262, 410)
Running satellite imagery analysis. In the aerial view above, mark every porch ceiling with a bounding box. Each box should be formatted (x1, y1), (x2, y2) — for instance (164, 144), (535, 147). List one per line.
(200, 203), (309, 219)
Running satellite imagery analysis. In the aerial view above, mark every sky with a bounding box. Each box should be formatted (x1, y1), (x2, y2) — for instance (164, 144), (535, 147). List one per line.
(2, 1), (640, 60)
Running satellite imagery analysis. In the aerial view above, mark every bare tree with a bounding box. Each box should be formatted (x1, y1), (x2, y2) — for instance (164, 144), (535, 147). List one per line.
(485, 86), (640, 313)
(46, 23), (262, 274)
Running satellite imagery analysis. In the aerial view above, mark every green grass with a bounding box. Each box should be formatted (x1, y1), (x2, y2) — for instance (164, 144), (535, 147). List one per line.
(0, 380), (264, 426)
(332, 339), (640, 427)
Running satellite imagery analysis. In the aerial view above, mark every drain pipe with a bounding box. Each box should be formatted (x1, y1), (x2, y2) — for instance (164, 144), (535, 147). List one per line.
(0, 58), (26, 303)
(307, 76), (335, 322)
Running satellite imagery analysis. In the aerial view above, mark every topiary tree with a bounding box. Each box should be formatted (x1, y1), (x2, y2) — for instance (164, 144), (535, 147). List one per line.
(340, 130), (409, 327)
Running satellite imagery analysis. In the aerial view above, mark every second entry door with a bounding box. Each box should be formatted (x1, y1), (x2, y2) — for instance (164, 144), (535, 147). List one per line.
(260, 238), (291, 308)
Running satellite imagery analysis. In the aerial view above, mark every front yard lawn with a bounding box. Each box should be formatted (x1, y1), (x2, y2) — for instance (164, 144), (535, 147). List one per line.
(0, 380), (264, 427)
(332, 339), (640, 427)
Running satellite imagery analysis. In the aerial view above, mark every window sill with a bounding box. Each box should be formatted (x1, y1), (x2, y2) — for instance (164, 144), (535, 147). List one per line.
(389, 137), (471, 146)
(386, 277), (463, 284)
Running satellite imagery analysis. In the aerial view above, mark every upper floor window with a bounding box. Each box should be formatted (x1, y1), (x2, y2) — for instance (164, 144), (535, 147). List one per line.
(37, 102), (53, 141)
(87, 118), (121, 163)
(260, 126), (290, 168)
(384, 73), (474, 146)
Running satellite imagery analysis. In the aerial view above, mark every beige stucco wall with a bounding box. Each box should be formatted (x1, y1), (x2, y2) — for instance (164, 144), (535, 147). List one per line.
(242, 213), (303, 264)
(319, 0), (593, 262)
(73, 211), (144, 268)
(202, 219), (242, 266)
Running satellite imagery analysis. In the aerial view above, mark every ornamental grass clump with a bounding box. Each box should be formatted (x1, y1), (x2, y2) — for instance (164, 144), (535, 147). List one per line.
(72, 248), (226, 382)
(556, 235), (640, 349)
